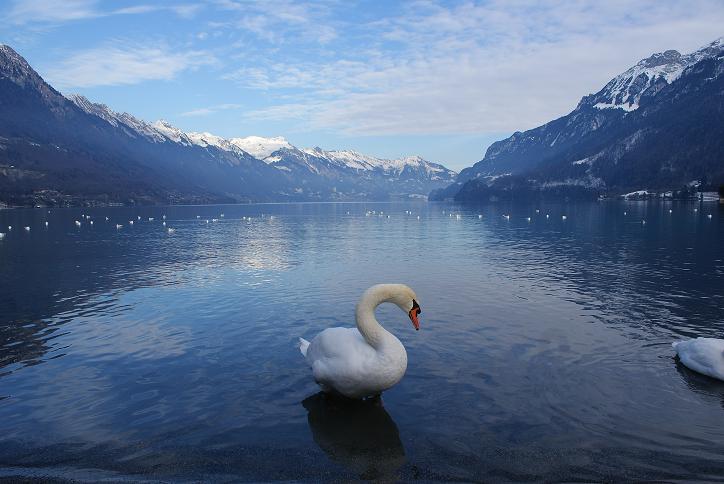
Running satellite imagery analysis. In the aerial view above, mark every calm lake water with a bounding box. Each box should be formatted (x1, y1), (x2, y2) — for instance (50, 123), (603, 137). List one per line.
(1, 201), (723, 482)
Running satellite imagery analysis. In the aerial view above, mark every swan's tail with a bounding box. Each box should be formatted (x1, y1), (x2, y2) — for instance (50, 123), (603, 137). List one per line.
(299, 337), (310, 357)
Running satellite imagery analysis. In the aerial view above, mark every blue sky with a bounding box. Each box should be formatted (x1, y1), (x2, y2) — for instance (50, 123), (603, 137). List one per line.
(1, 1), (723, 171)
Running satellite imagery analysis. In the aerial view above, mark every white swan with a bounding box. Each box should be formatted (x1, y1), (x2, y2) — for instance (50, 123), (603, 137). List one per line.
(299, 284), (422, 399)
(673, 338), (724, 381)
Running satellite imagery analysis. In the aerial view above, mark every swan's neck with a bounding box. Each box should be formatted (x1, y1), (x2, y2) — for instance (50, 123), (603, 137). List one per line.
(355, 285), (399, 349)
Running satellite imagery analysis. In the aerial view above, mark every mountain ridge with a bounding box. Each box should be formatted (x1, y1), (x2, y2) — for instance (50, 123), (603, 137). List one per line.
(66, 94), (455, 187)
(432, 37), (724, 202)
(0, 44), (456, 206)
(67, 94), (456, 197)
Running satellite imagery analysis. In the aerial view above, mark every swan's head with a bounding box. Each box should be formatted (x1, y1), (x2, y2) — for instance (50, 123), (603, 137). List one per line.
(360, 284), (423, 331)
(388, 284), (422, 331)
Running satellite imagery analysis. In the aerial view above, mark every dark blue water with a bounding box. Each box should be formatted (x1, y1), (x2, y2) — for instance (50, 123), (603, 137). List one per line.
(1, 201), (723, 482)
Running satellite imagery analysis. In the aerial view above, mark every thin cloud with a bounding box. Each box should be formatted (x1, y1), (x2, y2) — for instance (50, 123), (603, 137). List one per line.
(112, 5), (202, 18)
(180, 103), (244, 117)
(231, 0), (724, 135)
(245, 102), (320, 122)
(45, 41), (216, 88)
(5, 0), (98, 24)
(4, 0), (202, 25)
(214, 0), (337, 45)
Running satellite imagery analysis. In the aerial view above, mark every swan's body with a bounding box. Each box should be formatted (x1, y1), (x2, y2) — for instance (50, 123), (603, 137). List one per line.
(300, 284), (421, 399)
(673, 338), (724, 381)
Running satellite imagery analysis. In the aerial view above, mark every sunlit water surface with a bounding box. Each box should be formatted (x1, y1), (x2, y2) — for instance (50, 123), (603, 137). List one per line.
(1, 201), (723, 482)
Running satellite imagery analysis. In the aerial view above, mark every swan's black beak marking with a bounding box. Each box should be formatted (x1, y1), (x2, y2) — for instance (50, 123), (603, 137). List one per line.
(409, 299), (421, 330)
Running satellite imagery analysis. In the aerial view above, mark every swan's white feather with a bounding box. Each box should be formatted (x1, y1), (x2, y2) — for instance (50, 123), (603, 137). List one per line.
(298, 337), (310, 357)
(673, 338), (724, 381)
(305, 327), (403, 398)
(299, 284), (415, 398)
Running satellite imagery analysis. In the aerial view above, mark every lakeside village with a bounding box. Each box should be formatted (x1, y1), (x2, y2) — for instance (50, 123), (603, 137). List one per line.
(612, 184), (724, 202)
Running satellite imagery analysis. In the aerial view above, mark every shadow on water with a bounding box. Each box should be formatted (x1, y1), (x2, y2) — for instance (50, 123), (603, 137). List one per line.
(674, 356), (724, 409)
(302, 392), (406, 480)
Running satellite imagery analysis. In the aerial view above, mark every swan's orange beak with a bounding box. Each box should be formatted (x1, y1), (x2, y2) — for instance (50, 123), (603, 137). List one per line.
(409, 299), (421, 330)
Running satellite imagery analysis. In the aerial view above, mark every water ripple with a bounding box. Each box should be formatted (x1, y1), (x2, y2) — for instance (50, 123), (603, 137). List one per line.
(0, 201), (722, 481)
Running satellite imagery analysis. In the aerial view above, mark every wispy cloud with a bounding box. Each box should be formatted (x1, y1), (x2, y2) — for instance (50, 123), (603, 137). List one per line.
(180, 103), (244, 117)
(244, 102), (320, 122)
(214, 0), (337, 44)
(45, 41), (216, 88)
(5, 0), (98, 24)
(112, 4), (202, 18)
(6, 0), (724, 161)
(226, 0), (724, 136)
(4, 0), (201, 25)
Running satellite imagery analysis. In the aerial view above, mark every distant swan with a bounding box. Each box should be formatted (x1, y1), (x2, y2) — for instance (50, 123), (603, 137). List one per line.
(299, 284), (422, 399)
(673, 338), (724, 381)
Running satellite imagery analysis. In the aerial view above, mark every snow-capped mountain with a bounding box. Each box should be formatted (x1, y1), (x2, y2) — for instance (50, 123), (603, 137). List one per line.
(585, 38), (724, 112)
(238, 138), (455, 181)
(68, 95), (455, 194)
(68, 94), (168, 143)
(228, 136), (293, 159)
(258, 143), (455, 197)
(67, 95), (455, 194)
(432, 37), (724, 201)
(0, 44), (456, 206)
(180, 131), (456, 184)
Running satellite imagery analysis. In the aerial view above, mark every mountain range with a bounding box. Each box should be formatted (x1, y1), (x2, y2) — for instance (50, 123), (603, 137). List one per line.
(0, 44), (455, 207)
(431, 37), (724, 202)
(3, 37), (723, 207)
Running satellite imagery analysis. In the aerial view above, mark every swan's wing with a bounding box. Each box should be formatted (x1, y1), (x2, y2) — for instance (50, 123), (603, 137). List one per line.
(306, 327), (378, 392)
(674, 338), (724, 380)
(307, 327), (374, 363)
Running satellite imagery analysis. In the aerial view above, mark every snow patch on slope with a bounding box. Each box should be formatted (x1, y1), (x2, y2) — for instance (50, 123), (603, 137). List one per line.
(68, 94), (167, 142)
(230, 136), (292, 160)
(592, 37), (723, 112)
(152, 120), (191, 145)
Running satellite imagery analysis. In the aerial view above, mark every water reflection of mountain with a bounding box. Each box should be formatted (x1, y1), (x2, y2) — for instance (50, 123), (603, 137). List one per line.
(303, 392), (406, 480)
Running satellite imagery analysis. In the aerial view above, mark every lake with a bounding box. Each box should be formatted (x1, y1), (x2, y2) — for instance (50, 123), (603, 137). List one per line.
(1, 201), (723, 482)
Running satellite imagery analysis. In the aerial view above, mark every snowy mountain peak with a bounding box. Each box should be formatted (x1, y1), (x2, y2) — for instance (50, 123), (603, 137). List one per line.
(640, 49), (682, 68)
(0, 44), (48, 89)
(187, 131), (227, 148)
(187, 131), (255, 160)
(228, 135), (292, 159)
(68, 94), (167, 142)
(588, 38), (724, 112)
(152, 119), (191, 145)
(696, 36), (724, 57)
(68, 94), (120, 126)
(0, 44), (25, 65)
(399, 155), (425, 164)
(302, 148), (454, 178)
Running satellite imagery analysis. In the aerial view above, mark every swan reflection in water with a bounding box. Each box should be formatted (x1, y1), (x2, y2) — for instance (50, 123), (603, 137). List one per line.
(302, 392), (406, 480)
(675, 357), (724, 410)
